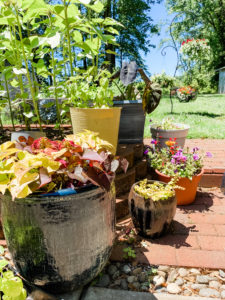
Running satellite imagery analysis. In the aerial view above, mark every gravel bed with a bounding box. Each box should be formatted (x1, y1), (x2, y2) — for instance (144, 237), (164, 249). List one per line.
(1, 247), (225, 298)
(93, 261), (225, 298)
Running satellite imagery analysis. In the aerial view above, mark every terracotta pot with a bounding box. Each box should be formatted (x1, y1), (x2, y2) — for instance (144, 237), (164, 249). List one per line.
(155, 169), (204, 205)
(128, 180), (176, 238)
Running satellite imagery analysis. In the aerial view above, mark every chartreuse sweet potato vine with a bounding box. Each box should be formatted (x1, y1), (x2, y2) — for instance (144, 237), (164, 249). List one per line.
(134, 178), (182, 201)
(0, 131), (128, 200)
(0, 256), (27, 300)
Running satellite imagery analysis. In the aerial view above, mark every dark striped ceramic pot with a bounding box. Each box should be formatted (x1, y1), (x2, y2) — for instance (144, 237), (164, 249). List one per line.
(1, 184), (115, 294)
(128, 180), (176, 238)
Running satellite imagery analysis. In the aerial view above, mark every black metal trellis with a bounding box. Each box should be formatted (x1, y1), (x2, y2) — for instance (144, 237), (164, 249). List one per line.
(161, 11), (199, 113)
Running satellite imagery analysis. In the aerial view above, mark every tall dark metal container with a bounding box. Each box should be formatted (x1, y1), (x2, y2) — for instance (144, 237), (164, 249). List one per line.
(1, 185), (115, 294)
(113, 100), (145, 144)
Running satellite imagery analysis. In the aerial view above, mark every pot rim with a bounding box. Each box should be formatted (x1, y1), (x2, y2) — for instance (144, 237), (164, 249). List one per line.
(150, 123), (190, 132)
(2, 185), (101, 205)
(113, 99), (142, 105)
(130, 179), (176, 201)
(155, 168), (204, 179)
(70, 107), (122, 111)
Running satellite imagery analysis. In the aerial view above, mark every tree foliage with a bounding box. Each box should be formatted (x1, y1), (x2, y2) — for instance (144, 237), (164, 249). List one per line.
(166, 0), (225, 70)
(103, 0), (162, 69)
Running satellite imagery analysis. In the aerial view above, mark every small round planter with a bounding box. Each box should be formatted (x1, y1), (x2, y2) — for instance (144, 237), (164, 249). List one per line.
(155, 169), (204, 205)
(11, 130), (46, 142)
(128, 180), (176, 238)
(113, 100), (145, 144)
(1, 185), (115, 294)
(70, 107), (121, 155)
(150, 123), (190, 149)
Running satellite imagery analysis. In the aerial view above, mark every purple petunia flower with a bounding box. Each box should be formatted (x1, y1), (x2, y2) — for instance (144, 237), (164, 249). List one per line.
(171, 158), (176, 164)
(206, 152), (213, 158)
(192, 147), (199, 153)
(193, 154), (199, 161)
(144, 149), (149, 155)
(151, 139), (158, 145)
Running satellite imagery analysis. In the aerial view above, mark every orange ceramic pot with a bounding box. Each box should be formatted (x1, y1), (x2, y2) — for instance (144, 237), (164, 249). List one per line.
(155, 169), (204, 205)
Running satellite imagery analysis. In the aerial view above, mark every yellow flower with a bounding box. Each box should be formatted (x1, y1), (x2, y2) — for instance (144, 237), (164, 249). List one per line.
(165, 141), (176, 147)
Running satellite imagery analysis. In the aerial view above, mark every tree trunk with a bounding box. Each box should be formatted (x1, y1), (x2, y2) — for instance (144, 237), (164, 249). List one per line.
(104, 0), (115, 72)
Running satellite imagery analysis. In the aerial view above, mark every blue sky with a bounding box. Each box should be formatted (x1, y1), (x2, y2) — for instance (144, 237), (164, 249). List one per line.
(142, 0), (177, 76)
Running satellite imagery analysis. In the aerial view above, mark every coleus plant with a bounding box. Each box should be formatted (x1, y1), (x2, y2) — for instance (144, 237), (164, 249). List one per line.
(0, 131), (128, 200)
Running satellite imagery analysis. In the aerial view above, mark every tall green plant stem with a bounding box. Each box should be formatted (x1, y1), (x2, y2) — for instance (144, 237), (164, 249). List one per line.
(63, 0), (74, 76)
(15, 8), (43, 131)
(0, 113), (3, 131)
(10, 26), (29, 130)
(4, 76), (15, 130)
(51, 49), (62, 129)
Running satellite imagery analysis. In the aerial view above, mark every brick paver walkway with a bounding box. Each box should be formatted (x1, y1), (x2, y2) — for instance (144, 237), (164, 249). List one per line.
(111, 187), (225, 269)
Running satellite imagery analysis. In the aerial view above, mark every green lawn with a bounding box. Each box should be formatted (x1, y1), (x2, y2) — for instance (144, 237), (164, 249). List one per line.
(144, 94), (225, 139)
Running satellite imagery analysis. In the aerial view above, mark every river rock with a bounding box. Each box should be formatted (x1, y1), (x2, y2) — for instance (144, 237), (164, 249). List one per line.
(114, 279), (121, 286)
(178, 268), (188, 277)
(158, 265), (170, 272)
(139, 272), (147, 283)
(175, 277), (184, 286)
(107, 265), (117, 276)
(127, 276), (136, 284)
(196, 275), (210, 284)
(183, 289), (192, 296)
(120, 278), (128, 290)
(157, 270), (166, 278)
(190, 268), (201, 275)
(199, 288), (220, 298)
(221, 290), (225, 299)
(221, 285), (225, 290)
(140, 284), (149, 292)
(209, 280), (221, 289)
(132, 267), (142, 276)
(167, 283), (181, 294)
(122, 265), (131, 274)
(167, 269), (178, 283)
(153, 275), (165, 287)
(191, 283), (207, 290)
(112, 270), (120, 280)
(96, 274), (110, 287)
(132, 282), (140, 290)
(220, 270), (225, 278)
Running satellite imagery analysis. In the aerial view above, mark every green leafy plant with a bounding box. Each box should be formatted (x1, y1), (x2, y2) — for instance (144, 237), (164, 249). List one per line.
(134, 178), (177, 201)
(0, 259), (27, 300)
(0, 131), (128, 199)
(149, 141), (211, 179)
(68, 68), (114, 108)
(150, 117), (186, 130)
(123, 247), (136, 260)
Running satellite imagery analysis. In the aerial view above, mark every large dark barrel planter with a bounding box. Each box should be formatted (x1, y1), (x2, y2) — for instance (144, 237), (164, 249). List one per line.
(128, 180), (176, 238)
(113, 100), (145, 144)
(1, 185), (115, 294)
